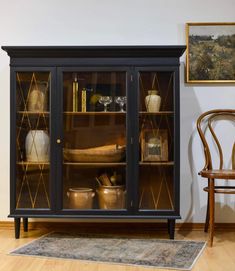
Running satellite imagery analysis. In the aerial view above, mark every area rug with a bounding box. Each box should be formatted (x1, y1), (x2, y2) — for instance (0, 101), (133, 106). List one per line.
(10, 232), (206, 270)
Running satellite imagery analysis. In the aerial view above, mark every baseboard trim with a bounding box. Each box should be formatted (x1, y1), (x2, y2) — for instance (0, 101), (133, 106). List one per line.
(177, 222), (235, 231)
(1, 221), (235, 231)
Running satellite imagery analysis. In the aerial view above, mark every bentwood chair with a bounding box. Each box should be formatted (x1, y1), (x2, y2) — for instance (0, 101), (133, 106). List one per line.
(197, 109), (235, 246)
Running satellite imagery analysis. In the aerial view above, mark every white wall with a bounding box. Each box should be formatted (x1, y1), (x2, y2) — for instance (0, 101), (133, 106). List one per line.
(0, 0), (235, 222)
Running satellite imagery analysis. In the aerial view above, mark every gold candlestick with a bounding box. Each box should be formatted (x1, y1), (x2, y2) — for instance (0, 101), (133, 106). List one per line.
(81, 88), (86, 112)
(72, 75), (78, 112)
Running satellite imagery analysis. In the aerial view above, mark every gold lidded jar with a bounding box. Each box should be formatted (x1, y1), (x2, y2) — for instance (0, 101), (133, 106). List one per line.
(145, 90), (161, 112)
(67, 188), (95, 209)
(97, 185), (126, 209)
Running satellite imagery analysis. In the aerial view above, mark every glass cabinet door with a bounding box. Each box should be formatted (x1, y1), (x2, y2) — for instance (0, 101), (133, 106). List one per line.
(138, 71), (175, 210)
(15, 71), (51, 209)
(62, 71), (127, 210)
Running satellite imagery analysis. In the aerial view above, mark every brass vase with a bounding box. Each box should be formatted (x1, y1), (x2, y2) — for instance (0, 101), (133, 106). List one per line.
(97, 185), (126, 209)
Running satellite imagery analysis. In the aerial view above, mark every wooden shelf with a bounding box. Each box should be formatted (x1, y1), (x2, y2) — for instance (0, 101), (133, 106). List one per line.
(139, 111), (174, 115)
(17, 161), (50, 165)
(64, 111), (173, 115)
(63, 162), (126, 167)
(139, 161), (174, 166)
(17, 111), (49, 115)
(64, 111), (126, 115)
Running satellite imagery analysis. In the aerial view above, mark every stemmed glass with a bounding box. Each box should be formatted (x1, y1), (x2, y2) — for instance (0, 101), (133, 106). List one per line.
(115, 96), (127, 112)
(99, 96), (113, 112)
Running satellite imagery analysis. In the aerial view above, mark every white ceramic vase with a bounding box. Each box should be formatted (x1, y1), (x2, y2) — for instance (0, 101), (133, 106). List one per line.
(145, 90), (161, 112)
(28, 82), (48, 112)
(25, 130), (50, 162)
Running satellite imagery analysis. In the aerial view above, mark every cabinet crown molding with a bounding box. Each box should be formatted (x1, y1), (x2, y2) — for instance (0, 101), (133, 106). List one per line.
(2, 46), (186, 58)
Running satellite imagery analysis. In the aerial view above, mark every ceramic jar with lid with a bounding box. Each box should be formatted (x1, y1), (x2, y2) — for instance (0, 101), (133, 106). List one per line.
(145, 90), (161, 112)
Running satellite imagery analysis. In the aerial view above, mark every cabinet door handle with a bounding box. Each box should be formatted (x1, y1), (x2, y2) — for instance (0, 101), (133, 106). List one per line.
(56, 139), (61, 144)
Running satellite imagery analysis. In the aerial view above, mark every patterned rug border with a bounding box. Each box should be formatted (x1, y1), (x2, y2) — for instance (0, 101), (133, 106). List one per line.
(9, 232), (207, 271)
(9, 231), (54, 255)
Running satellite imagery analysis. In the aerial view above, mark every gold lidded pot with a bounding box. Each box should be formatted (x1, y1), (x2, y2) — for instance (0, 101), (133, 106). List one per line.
(67, 188), (95, 209)
(145, 89), (161, 112)
(97, 185), (126, 209)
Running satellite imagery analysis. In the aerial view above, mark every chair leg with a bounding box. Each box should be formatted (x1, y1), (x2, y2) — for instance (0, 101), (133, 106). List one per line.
(208, 178), (215, 247)
(204, 180), (210, 232)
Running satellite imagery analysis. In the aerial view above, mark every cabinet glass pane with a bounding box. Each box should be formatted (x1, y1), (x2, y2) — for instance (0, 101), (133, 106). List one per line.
(138, 71), (174, 210)
(15, 72), (51, 209)
(62, 71), (127, 210)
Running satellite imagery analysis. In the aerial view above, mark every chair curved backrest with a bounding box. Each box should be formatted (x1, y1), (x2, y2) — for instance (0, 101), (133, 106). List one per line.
(197, 109), (235, 171)
(197, 110), (235, 247)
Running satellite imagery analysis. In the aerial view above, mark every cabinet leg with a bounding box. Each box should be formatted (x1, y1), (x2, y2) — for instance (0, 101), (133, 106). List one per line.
(23, 218), (28, 232)
(168, 219), (175, 239)
(167, 220), (170, 234)
(14, 218), (21, 239)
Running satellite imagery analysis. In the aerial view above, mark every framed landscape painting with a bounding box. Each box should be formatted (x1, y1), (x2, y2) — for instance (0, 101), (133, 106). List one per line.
(186, 22), (235, 83)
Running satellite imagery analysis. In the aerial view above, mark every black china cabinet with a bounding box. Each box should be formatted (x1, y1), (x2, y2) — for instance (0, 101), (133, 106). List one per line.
(2, 46), (186, 238)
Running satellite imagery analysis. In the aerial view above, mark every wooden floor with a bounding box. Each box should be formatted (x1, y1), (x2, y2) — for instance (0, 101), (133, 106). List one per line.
(0, 225), (235, 271)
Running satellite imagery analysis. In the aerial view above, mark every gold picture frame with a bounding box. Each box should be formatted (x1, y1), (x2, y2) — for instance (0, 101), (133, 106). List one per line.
(186, 22), (235, 83)
(141, 129), (168, 161)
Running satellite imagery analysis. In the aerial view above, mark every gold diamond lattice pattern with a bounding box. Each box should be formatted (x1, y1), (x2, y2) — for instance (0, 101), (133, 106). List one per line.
(16, 72), (51, 209)
(139, 72), (174, 210)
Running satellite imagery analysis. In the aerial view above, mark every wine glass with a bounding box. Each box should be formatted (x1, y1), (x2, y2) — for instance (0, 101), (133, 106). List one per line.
(99, 96), (112, 112)
(115, 96), (127, 112)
